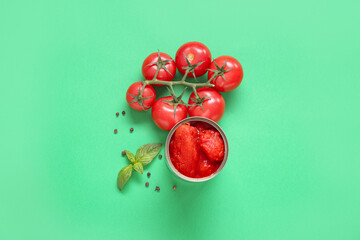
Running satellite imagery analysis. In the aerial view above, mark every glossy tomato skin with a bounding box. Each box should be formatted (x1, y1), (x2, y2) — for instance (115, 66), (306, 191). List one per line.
(151, 96), (188, 131)
(126, 82), (156, 111)
(207, 56), (243, 92)
(142, 52), (176, 86)
(175, 42), (211, 78)
(188, 87), (225, 122)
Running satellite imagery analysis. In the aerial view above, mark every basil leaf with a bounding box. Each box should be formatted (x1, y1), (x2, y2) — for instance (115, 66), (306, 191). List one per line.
(133, 162), (143, 174)
(117, 164), (133, 191)
(125, 150), (136, 163)
(136, 143), (162, 166)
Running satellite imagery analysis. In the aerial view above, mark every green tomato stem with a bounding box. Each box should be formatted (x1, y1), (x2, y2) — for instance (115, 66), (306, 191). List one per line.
(140, 54), (214, 107)
(180, 69), (189, 82)
(192, 86), (200, 99)
(144, 79), (214, 88)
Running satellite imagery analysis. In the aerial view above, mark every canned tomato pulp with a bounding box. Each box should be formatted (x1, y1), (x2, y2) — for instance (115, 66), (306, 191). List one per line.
(165, 117), (229, 182)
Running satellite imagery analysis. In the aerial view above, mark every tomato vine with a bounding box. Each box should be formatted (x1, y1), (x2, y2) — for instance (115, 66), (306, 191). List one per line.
(138, 51), (214, 109)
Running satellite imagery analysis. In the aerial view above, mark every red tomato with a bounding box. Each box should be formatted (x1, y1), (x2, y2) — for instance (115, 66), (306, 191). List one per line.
(207, 56), (243, 92)
(175, 41), (211, 78)
(151, 96), (188, 131)
(169, 123), (199, 177)
(192, 121), (213, 132)
(197, 158), (219, 178)
(188, 87), (225, 122)
(142, 52), (176, 86)
(199, 129), (225, 162)
(126, 82), (156, 111)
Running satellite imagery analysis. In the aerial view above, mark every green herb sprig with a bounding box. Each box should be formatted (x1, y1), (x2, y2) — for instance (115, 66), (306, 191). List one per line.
(117, 143), (162, 191)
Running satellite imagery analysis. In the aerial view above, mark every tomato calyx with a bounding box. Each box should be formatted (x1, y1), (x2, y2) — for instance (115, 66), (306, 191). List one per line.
(146, 50), (174, 79)
(161, 86), (187, 118)
(190, 96), (210, 105)
(187, 87), (211, 112)
(208, 60), (233, 83)
(189, 96), (210, 112)
(128, 84), (154, 110)
(182, 53), (204, 81)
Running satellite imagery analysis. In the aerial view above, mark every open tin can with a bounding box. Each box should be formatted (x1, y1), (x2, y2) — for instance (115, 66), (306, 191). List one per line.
(165, 117), (229, 182)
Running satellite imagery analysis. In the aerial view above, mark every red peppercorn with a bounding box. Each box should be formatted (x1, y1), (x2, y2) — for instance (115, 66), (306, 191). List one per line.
(155, 186), (160, 191)
(116, 112), (119, 116)
(159, 154), (162, 159)
(145, 182), (149, 187)
(114, 129), (118, 134)
(122, 151), (126, 156)
(173, 185), (176, 190)
(147, 172), (151, 178)
(130, 128), (134, 133)
(122, 111), (125, 115)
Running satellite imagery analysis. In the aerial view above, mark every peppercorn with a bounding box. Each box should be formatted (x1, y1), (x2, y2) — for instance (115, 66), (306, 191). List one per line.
(159, 154), (162, 159)
(155, 186), (160, 191)
(147, 172), (151, 178)
(122, 151), (126, 156)
(130, 128), (134, 133)
(173, 185), (176, 190)
(145, 182), (149, 187)
(114, 129), (118, 134)
(116, 112), (119, 116)
(122, 111), (125, 115)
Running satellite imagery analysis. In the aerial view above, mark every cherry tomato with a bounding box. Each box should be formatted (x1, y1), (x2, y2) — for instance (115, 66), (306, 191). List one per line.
(175, 41), (211, 78)
(188, 87), (225, 122)
(142, 52), (176, 86)
(151, 96), (188, 131)
(126, 82), (156, 111)
(207, 56), (243, 92)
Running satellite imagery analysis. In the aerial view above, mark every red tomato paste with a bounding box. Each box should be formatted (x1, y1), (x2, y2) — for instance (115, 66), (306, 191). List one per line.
(169, 121), (225, 178)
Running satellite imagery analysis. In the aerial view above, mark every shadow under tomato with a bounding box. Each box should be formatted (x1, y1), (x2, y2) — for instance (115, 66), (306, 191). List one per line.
(127, 106), (153, 124)
(220, 85), (246, 115)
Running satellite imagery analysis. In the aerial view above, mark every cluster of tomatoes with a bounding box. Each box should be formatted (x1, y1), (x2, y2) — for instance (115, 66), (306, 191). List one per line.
(126, 41), (243, 131)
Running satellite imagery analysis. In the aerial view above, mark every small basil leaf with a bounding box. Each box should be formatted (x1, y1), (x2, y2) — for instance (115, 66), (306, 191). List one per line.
(133, 162), (143, 174)
(125, 150), (136, 163)
(117, 164), (133, 191)
(136, 143), (162, 166)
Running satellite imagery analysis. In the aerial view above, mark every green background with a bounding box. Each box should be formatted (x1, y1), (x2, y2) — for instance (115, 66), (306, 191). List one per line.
(1, 0), (360, 239)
